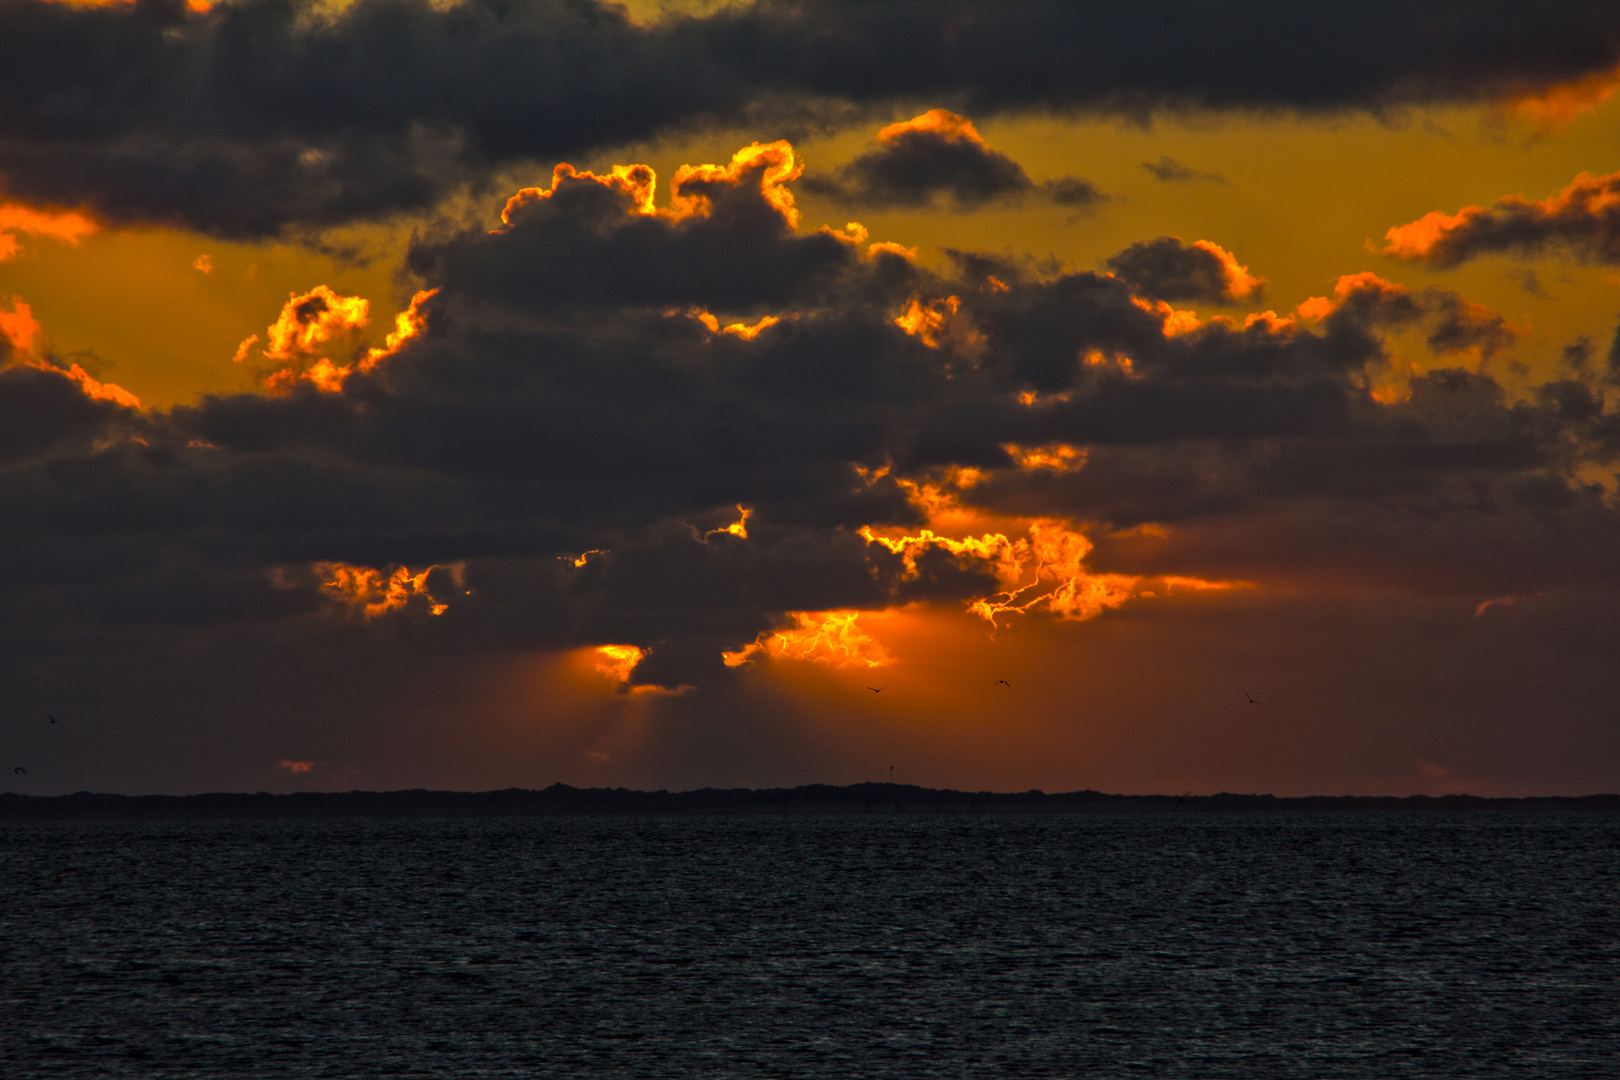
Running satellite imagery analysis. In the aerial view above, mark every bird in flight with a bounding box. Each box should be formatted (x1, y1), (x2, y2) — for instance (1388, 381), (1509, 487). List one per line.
(1244, 692), (1264, 705)
(995, 679), (1011, 688)
(867, 686), (885, 693)
(48, 714), (56, 724)
(13, 766), (24, 774)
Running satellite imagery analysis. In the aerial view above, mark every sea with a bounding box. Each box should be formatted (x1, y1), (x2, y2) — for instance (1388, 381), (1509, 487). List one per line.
(1, 812), (1615, 1078)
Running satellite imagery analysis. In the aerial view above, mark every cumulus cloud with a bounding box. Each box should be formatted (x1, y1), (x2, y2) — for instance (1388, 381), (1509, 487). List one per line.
(1104, 237), (1265, 304)
(4, 0), (1620, 236)
(804, 110), (1102, 211)
(1384, 169), (1620, 267)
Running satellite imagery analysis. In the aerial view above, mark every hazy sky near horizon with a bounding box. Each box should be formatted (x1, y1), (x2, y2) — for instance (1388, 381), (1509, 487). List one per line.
(3, 0), (1619, 796)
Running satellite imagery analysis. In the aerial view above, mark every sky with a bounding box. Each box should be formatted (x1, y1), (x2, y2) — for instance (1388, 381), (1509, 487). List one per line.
(3, 0), (1619, 797)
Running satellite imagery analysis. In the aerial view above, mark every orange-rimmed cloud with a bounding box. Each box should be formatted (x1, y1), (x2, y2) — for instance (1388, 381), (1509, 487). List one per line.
(1105, 236), (1265, 305)
(500, 163), (658, 227)
(594, 644), (646, 683)
(1383, 169), (1620, 267)
(0, 203), (96, 262)
(2, 295), (140, 407)
(722, 610), (893, 669)
(316, 561), (462, 619)
(669, 141), (804, 227)
(860, 518), (1247, 629)
(1296, 272), (1517, 359)
(238, 286), (435, 393)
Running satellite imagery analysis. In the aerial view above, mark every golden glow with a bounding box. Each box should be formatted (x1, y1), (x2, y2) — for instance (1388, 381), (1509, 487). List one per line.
(193, 255), (213, 275)
(721, 314), (780, 340)
(708, 504), (751, 540)
(0, 203), (97, 262)
(670, 141), (803, 228)
(894, 294), (979, 351)
(278, 759), (316, 773)
(239, 286), (432, 392)
(1003, 442), (1085, 471)
(262, 285), (370, 363)
(570, 549), (606, 568)
(723, 610), (893, 668)
(316, 561), (461, 618)
(862, 517), (1245, 628)
(594, 644), (646, 683)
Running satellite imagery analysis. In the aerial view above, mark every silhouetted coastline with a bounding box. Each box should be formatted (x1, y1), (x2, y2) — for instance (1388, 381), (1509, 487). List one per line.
(2, 784), (1618, 820)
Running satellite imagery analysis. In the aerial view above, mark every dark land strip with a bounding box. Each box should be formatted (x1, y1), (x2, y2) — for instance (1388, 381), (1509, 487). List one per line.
(2, 784), (1618, 819)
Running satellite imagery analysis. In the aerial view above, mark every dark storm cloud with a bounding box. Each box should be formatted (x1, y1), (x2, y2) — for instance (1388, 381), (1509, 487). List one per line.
(801, 110), (1101, 211)
(1104, 237), (1262, 304)
(5, 0), (1620, 235)
(3, 153), (1618, 694)
(1384, 169), (1620, 268)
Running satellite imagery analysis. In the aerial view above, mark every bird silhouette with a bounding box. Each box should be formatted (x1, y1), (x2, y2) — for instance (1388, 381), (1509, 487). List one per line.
(866, 686), (885, 693)
(995, 679), (1011, 688)
(1244, 691), (1264, 705)
(13, 766), (24, 774)
(48, 714), (56, 724)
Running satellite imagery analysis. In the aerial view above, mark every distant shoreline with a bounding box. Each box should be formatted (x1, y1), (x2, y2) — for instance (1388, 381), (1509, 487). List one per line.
(2, 784), (1618, 820)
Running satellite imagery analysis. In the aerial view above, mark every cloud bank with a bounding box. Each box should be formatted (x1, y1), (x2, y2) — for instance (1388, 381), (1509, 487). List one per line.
(3, 0), (1620, 235)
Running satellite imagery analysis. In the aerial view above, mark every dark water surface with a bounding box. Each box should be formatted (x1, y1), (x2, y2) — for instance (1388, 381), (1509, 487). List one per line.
(2, 813), (1615, 1077)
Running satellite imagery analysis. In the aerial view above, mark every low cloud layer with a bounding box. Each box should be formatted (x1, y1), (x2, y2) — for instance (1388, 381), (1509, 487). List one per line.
(3, 0), (1620, 236)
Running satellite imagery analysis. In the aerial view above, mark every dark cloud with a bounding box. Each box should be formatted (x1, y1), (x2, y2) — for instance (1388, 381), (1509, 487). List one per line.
(0, 147), (1615, 707)
(1104, 237), (1264, 304)
(1385, 169), (1620, 267)
(4, 0), (1620, 235)
(803, 110), (1100, 211)
(1141, 156), (1225, 184)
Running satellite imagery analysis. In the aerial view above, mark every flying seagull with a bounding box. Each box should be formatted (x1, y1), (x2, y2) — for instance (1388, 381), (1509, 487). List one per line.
(995, 679), (1011, 688)
(867, 686), (885, 693)
(1244, 691), (1264, 705)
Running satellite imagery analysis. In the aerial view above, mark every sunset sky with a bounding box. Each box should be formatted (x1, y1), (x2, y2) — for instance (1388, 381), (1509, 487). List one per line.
(3, 0), (1619, 797)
